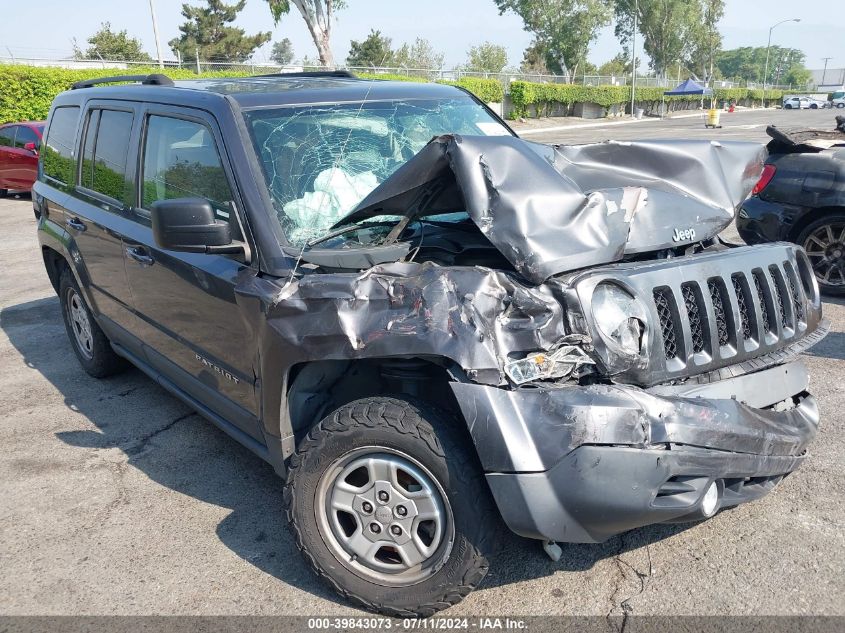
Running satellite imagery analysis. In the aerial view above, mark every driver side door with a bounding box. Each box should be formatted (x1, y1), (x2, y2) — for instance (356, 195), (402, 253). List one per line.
(120, 105), (262, 442)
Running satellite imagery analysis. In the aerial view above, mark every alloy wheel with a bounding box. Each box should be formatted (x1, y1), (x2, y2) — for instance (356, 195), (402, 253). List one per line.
(803, 222), (845, 288)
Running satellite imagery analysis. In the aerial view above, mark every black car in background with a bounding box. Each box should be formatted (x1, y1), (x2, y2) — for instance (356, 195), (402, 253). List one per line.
(738, 120), (845, 295)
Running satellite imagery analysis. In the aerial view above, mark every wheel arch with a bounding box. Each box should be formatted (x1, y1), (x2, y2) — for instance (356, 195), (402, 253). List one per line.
(281, 356), (468, 452)
(788, 206), (845, 242)
(41, 245), (70, 295)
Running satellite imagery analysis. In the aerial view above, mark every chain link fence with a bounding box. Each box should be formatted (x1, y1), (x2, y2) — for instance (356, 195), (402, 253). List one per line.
(0, 55), (796, 91)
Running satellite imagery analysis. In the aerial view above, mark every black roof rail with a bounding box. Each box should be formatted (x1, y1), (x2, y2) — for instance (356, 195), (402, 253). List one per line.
(71, 73), (175, 90)
(253, 70), (358, 79)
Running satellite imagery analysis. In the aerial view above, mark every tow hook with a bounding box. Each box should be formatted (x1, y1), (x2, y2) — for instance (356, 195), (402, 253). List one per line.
(543, 540), (563, 562)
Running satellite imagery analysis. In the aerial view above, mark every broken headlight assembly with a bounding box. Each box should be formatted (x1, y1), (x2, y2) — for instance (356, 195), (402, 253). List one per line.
(504, 336), (596, 385)
(591, 282), (648, 357)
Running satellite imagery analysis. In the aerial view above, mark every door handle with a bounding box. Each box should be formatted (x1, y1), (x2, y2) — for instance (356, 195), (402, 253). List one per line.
(65, 217), (86, 232)
(126, 246), (155, 266)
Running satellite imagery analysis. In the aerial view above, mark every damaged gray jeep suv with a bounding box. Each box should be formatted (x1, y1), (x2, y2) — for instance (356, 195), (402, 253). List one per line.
(35, 72), (827, 616)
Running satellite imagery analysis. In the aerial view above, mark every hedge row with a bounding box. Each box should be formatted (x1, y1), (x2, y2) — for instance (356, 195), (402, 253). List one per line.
(0, 63), (778, 125)
(508, 80), (785, 118)
(0, 64), (504, 124)
(0, 64), (256, 123)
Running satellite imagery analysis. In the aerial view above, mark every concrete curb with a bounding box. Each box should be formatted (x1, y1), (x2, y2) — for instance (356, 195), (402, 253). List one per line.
(516, 107), (779, 135)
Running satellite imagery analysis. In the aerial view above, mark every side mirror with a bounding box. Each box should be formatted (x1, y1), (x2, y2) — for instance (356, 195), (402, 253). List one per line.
(24, 142), (38, 155)
(150, 198), (234, 253)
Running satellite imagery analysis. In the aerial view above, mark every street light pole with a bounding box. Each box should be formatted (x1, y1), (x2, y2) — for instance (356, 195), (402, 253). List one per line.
(630, 0), (637, 118)
(762, 17), (800, 108)
(821, 57), (832, 87)
(149, 0), (164, 70)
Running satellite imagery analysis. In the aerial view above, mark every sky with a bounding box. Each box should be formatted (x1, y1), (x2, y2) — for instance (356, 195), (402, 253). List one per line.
(2, 0), (843, 73)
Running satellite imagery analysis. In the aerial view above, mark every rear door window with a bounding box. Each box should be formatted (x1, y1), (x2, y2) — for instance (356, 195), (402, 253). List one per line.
(42, 106), (80, 185)
(0, 126), (14, 147)
(14, 126), (40, 149)
(141, 115), (233, 219)
(80, 108), (134, 204)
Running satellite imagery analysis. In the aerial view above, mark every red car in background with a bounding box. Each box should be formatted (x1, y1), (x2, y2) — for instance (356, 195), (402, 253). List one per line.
(0, 121), (44, 195)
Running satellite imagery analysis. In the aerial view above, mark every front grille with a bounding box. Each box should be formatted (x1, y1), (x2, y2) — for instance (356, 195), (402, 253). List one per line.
(769, 265), (791, 330)
(732, 274), (753, 340)
(681, 283), (706, 353)
(708, 279), (731, 347)
(647, 256), (810, 370)
(785, 263), (805, 323)
(752, 270), (772, 333)
(653, 288), (678, 359)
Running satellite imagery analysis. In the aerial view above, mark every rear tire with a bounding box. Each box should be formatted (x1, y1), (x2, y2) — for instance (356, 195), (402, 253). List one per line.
(285, 396), (500, 617)
(0, 189), (7, 197)
(59, 269), (127, 377)
(796, 212), (845, 297)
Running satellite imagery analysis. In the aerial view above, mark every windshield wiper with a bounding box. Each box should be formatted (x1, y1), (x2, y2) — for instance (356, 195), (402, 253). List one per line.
(305, 220), (395, 249)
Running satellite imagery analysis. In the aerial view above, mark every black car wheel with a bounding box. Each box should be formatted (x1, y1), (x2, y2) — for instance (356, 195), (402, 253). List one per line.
(810, 104), (818, 109)
(837, 103), (845, 109)
(784, 104), (792, 109)
(797, 213), (845, 296)
(59, 269), (128, 377)
(285, 396), (500, 617)
(0, 189), (7, 197)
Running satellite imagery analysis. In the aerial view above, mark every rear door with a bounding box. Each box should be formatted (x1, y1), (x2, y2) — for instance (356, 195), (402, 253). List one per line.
(12, 125), (41, 189)
(0, 125), (16, 189)
(50, 103), (139, 343)
(121, 105), (261, 440)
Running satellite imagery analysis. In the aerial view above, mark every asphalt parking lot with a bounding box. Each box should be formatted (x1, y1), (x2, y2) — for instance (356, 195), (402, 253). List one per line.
(1, 109), (844, 617)
(521, 106), (842, 145)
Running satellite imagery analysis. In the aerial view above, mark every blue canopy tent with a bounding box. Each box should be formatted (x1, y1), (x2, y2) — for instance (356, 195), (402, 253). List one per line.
(662, 78), (714, 118)
(664, 78), (713, 97)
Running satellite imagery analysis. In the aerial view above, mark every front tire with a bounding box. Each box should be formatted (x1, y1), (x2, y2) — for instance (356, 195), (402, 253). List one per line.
(784, 104), (792, 110)
(796, 213), (845, 296)
(285, 397), (500, 617)
(59, 269), (127, 377)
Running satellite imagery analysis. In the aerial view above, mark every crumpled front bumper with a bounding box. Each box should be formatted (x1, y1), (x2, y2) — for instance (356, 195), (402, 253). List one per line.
(450, 360), (820, 543)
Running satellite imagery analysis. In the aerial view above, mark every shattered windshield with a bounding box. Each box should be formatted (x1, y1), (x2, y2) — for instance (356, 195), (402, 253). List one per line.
(243, 97), (511, 246)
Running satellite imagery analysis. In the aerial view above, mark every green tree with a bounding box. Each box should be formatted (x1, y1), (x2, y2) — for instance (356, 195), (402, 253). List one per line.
(169, 0), (271, 63)
(597, 53), (629, 76)
(519, 41), (551, 75)
(716, 45), (808, 85)
(687, 0), (725, 85)
(73, 22), (152, 62)
(270, 38), (294, 65)
(494, 0), (611, 81)
(614, 0), (702, 79)
(394, 38), (445, 70)
(264, 1), (345, 68)
(346, 29), (394, 67)
(466, 42), (509, 73)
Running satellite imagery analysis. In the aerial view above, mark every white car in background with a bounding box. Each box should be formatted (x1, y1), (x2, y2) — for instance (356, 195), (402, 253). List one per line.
(783, 96), (811, 109)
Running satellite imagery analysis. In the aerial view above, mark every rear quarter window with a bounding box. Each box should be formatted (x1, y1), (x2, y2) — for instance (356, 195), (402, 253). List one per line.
(0, 127), (13, 147)
(43, 106), (80, 185)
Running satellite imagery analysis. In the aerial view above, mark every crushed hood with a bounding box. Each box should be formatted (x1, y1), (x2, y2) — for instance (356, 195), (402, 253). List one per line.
(336, 134), (766, 284)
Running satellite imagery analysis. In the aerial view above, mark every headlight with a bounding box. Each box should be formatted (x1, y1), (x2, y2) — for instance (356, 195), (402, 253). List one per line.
(591, 282), (647, 356)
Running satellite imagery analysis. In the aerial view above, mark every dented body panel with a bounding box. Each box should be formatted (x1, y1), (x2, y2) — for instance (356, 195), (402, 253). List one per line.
(341, 135), (766, 283)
